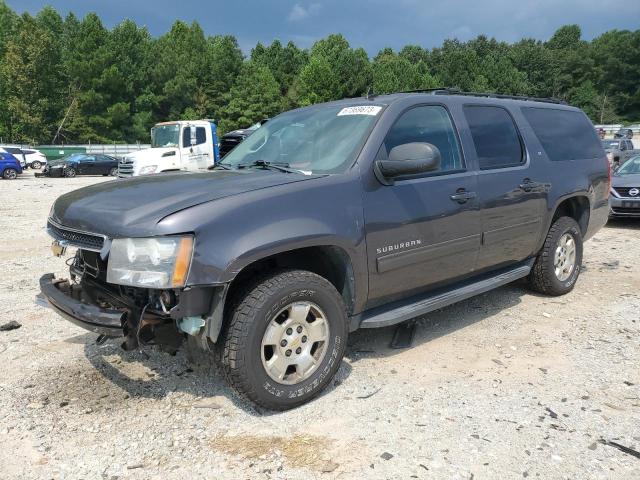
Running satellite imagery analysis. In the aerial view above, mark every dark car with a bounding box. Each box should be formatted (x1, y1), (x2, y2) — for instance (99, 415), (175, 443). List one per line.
(39, 90), (609, 410)
(0, 152), (23, 179)
(614, 128), (633, 139)
(42, 154), (119, 177)
(609, 155), (640, 217)
(219, 120), (268, 157)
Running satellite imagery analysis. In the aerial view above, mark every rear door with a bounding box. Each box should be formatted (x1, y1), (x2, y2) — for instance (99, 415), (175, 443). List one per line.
(363, 104), (481, 305)
(77, 155), (97, 174)
(463, 105), (547, 271)
(95, 155), (114, 174)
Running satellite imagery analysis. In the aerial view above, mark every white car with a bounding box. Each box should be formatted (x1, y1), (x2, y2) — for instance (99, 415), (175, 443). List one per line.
(0, 146), (47, 169)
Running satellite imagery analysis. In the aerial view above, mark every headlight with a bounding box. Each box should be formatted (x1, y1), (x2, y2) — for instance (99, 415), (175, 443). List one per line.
(107, 236), (193, 288)
(139, 165), (158, 175)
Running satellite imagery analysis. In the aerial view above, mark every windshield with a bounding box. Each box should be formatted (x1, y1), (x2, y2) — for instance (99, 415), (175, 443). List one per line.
(220, 104), (382, 174)
(601, 140), (620, 149)
(151, 124), (180, 148)
(615, 156), (640, 175)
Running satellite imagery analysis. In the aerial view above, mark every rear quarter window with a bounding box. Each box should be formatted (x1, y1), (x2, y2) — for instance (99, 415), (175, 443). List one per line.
(521, 108), (603, 161)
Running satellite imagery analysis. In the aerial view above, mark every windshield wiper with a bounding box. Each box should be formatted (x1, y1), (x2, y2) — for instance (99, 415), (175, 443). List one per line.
(208, 163), (232, 170)
(237, 160), (304, 174)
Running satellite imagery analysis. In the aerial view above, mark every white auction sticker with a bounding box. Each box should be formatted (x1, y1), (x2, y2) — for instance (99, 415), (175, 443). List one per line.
(337, 105), (382, 116)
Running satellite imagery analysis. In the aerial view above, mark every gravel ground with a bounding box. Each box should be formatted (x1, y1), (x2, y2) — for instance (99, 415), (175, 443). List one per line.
(1, 170), (639, 479)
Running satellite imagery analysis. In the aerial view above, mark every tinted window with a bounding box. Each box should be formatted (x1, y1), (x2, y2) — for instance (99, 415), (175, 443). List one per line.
(23, 149), (35, 154)
(521, 107), (603, 161)
(182, 126), (207, 147)
(382, 105), (463, 173)
(4, 147), (22, 154)
(463, 106), (523, 169)
(80, 155), (95, 162)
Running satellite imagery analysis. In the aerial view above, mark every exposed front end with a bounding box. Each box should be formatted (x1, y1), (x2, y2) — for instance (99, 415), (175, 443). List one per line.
(38, 220), (217, 350)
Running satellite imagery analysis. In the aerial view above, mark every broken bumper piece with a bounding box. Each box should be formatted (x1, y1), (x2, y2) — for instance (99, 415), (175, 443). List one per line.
(37, 273), (125, 337)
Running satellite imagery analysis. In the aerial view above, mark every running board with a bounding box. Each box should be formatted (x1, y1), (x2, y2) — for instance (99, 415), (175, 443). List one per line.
(357, 261), (533, 329)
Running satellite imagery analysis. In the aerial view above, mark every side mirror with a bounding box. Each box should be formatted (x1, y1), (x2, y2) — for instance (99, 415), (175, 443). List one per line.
(374, 142), (441, 185)
(189, 126), (197, 147)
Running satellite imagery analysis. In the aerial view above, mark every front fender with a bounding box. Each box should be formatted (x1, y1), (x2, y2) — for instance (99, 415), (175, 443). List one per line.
(157, 173), (368, 303)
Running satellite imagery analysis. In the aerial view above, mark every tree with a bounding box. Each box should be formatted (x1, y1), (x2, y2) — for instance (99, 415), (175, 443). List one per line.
(219, 62), (281, 133)
(373, 53), (438, 93)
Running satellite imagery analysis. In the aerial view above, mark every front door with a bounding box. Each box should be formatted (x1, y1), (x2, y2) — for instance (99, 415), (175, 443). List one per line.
(182, 126), (209, 170)
(462, 105), (546, 270)
(363, 104), (482, 306)
(77, 155), (97, 174)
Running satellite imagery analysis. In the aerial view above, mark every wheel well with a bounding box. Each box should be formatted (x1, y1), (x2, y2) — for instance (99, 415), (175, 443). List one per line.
(226, 246), (356, 315)
(553, 196), (590, 236)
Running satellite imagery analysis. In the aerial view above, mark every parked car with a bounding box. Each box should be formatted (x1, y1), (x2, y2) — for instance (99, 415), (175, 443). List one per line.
(614, 128), (633, 139)
(0, 145), (47, 169)
(219, 120), (268, 157)
(601, 138), (639, 167)
(609, 155), (640, 217)
(0, 151), (23, 179)
(22, 148), (47, 169)
(42, 153), (119, 177)
(39, 91), (609, 410)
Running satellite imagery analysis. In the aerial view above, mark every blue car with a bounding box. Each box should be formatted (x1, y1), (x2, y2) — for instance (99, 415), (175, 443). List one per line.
(0, 152), (22, 179)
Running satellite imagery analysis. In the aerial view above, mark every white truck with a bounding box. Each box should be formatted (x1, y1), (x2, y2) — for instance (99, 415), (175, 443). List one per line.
(118, 120), (220, 177)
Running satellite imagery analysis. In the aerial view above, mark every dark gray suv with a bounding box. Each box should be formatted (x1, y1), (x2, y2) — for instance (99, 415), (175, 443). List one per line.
(38, 90), (610, 409)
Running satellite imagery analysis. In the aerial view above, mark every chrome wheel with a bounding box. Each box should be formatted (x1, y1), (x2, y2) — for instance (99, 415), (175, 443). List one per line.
(554, 233), (576, 281)
(31, 161), (41, 169)
(261, 301), (330, 385)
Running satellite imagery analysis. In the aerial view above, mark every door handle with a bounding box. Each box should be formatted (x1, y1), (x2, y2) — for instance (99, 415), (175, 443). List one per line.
(450, 190), (477, 203)
(519, 179), (542, 192)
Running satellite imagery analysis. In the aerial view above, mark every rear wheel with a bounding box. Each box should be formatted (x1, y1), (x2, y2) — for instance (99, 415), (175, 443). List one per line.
(219, 270), (348, 410)
(529, 216), (583, 296)
(3, 168), (17, 180)
(64, 167), (76, 178)
(109, 167), (118, 176)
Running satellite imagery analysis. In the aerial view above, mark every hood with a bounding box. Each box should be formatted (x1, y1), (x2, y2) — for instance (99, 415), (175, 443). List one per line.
(612, 173), (640, 188)
(51, 170), (317, 237)
(48, 159), (71, 167)
(125, 147), (177, 163)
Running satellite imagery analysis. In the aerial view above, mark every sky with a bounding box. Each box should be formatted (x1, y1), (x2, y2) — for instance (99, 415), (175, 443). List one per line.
(12, 0), (640, 55)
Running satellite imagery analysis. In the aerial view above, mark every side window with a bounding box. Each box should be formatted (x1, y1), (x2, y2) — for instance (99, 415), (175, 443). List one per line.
(381, 105), (464, 173)
(82, 156), (95, 163)
(182, 127), (207, 147)
(463, 105), (523, 169)
(521, 107), (602, 161)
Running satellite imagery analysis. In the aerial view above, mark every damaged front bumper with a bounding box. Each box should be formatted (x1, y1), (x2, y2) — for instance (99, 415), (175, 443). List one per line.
(37, 273), (126, 337)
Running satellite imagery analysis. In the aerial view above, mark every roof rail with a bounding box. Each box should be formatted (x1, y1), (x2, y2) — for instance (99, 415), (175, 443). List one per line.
(400, 87), (566, 105)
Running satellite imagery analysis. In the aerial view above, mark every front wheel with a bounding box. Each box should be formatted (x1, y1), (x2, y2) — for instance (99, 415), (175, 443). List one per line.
(220, 270), (348, 410)
(3, 168), (18, 180)
(30, 161), (42, 169)
(529, 216), (583, 296)
(64, 167), (76, 178)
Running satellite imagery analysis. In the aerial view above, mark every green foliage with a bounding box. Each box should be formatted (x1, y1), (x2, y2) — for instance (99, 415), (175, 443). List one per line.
(0, 1), (638, 144)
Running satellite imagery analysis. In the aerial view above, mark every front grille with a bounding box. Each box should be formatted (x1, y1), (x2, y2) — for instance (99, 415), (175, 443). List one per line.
(612, 207), (640, 214)
(47, 220), (105, 251)
(118, 159), (134, 178)
(613, 187), (640, 198)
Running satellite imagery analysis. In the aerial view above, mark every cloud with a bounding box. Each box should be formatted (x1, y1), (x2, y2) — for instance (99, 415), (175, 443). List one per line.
(288, 3), (321, 22)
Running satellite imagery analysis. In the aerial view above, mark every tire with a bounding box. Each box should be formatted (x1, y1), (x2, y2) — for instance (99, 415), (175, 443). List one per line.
(109, 167), (118, 176)
(3, 168), (17, 180)
(219, 269), (348, 410)
(64, 167), (76, 178)
(529, 216), (583, 296)
(30, 161), (42, 169)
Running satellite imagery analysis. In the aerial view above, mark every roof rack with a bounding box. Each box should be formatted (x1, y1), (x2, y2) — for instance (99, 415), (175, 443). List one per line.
(400, 87), (566, 105)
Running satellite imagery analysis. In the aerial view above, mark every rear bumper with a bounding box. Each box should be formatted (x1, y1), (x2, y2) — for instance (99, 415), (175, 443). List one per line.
(37, 273), (125, 337)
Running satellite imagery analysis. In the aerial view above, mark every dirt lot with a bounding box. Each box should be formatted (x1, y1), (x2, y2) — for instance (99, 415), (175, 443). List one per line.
(1, 171), (639, 479)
